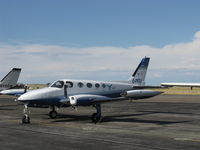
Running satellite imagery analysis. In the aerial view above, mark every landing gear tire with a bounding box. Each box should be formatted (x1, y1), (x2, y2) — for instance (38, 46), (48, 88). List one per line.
(91, 113), (101, 124)
(49, 110), (57, 119)
(22, 115), (30, 124)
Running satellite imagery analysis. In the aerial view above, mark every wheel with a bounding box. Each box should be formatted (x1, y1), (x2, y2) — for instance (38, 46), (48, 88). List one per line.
(22, 115), (30, 124)
(91, 113), (101, 123)
(49, 110), (57, 119)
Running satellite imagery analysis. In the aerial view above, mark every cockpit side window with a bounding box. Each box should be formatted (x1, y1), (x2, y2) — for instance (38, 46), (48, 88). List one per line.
(51, 81), (64, 88)
(66, 81), (73, 88)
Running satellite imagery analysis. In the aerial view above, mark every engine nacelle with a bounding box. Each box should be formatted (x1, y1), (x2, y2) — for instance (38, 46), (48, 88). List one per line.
(69, 94), (109, 106)
(122, 90), (162, 99)
(69, 95), (95, 106)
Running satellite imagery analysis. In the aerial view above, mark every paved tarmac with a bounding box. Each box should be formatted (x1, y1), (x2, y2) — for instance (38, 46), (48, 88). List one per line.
(0, 95), (200, 150)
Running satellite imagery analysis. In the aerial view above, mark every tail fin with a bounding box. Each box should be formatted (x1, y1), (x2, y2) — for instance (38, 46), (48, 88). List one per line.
(1, 68), (22, 88)
(128, 57), (150, 86)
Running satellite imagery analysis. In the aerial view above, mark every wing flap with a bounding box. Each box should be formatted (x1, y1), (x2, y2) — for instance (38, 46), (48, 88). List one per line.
(91, 97), (126, 104)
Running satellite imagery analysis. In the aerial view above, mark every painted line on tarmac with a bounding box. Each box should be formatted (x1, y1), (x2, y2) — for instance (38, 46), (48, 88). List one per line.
(174, 138), (200, 143)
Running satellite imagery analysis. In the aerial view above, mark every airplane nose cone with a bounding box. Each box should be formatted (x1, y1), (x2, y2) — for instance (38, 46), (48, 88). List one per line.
(17, 87), (63, 103)
(17, 90), (42, 102)
(17, 90), (40, 102)
(17, 94), (28, 102)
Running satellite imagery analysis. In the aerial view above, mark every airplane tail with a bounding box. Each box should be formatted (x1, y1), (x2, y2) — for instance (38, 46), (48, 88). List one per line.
(128, 57), (150, 86)
(1, 68), (22, 88)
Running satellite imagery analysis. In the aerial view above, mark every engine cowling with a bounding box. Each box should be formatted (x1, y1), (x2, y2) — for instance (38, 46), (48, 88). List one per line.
(69, 95), (94, 106)
(68, 95), (108, 106)
(122, 90), (162, 99)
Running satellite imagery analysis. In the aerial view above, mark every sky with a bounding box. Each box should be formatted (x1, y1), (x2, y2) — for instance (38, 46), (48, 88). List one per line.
(1, 0), (200, 84)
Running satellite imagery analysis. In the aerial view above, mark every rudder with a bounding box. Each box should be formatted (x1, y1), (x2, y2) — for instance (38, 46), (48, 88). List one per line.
(1, 68), (22, 88)
(128, 57), (150, 86)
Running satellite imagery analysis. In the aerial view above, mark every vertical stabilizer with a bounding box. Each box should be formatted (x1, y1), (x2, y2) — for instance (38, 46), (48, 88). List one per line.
(128, 57), (150, 86)
(0, 68), (22, 90)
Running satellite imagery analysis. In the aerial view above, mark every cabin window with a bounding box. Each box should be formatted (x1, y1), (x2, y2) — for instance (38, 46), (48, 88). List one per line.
(95, 83), (100, 88)
(102, 83), (106, 88)
(66, 81), (73, 88)
(51, 81), (64, 88)
(87, 83), (92, 88)
(77, 82), (84, 88)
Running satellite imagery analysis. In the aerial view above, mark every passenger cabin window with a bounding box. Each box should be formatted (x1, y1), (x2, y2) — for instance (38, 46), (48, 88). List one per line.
(102, 83), (106, 88)
(95, 83), (100, 88)
(51, 81), (64, 88)
(87, 83), (92, 88)
(66, 81), (73, 88)
(78, 82), (84, 88)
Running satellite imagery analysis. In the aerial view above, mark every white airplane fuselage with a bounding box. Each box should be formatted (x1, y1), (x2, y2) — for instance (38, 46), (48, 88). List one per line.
(18, 79), (133, 105)
(18, 79), (162, 107)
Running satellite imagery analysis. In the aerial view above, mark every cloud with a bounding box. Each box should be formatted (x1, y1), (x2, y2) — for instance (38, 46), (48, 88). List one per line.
(0, 31), (200, 84)
(194, 31), (200, 39)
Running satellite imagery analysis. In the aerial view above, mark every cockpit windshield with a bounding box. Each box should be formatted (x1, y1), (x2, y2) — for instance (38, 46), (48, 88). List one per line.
(51, 81), (64, 88)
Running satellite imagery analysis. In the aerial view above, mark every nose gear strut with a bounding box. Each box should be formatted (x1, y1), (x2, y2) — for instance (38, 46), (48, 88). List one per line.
(22, 104), (30, 124)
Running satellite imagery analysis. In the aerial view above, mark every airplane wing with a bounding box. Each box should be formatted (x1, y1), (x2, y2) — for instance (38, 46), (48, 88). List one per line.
(161, 83), (200, 87)
(91, 97), (131, 104)
(63, 89), (163, 106)
(0, 89), (28, 96)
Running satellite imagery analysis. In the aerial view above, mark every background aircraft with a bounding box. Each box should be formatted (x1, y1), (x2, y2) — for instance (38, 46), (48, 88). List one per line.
(17, 57), (163, 124)
(0, 88), (28, 96)
(0, 68), (21, 91)
(161, 83), (200, 90)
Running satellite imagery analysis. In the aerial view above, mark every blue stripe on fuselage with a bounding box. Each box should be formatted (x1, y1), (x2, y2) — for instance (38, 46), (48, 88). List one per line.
(23, 92), (122, 107)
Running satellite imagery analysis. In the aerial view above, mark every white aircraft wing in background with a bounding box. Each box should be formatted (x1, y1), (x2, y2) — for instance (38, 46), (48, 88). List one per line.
(161, 83), (200, 88)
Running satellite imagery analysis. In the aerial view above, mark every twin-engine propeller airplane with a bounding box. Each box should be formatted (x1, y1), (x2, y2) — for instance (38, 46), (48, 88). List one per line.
(17, 57), (163, 124)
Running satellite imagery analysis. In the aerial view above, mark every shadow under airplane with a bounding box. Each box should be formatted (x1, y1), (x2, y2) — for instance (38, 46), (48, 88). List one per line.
(49, 112), (190, 125)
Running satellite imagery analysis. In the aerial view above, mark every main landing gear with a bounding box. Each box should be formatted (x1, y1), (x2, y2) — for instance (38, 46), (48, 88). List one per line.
(22, 104), (30, 124)
(91, 104), (102, 124)
(49, 105), (58, 119)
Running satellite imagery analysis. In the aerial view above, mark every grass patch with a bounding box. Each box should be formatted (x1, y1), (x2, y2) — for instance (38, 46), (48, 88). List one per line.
(153, 87), (200, 95)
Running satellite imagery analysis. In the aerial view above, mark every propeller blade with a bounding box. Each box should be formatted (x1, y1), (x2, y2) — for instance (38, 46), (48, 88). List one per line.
(24, 86), (27, 93)
(64, 85), (68, 97)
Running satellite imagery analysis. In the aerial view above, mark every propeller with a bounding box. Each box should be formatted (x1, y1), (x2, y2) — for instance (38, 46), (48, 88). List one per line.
(59, 85), (69, 104)
(64, 84), (68, 98)
(24, 85), (28, 93)
(65, 84), (78, 111)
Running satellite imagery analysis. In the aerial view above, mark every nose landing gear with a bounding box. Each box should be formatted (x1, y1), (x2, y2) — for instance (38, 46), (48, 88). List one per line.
(22, 104), (30, 124)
